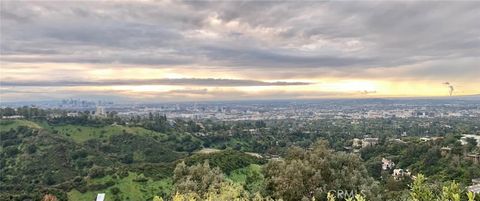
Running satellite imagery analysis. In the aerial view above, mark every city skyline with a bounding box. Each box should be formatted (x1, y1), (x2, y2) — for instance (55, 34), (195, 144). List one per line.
(1, 1), (480, 102)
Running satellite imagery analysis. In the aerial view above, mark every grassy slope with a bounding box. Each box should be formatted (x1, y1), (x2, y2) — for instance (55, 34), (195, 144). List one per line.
(68, 172), (172, 201)
(52, 124), (168, 143)
(1, 119), (265, 200)
(0, 119), (42, 131)
(228, 164), (263, 183)
(67, 163), (264, 201)
(0, 119), (168, 143)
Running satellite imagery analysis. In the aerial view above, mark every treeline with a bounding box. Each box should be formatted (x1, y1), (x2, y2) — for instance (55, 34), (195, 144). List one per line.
(0, 107), (50, 119)
(0, 123), (262, 200)
(159, 142), (479, 201)
(361, 134), (480, 187)
(1, 107), (480, 200)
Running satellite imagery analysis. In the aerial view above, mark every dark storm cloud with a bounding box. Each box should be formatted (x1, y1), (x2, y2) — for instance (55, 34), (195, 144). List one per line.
(1, 0), (479, 76)
(0, 78), (312, 87)
(200, 45), (375, 68)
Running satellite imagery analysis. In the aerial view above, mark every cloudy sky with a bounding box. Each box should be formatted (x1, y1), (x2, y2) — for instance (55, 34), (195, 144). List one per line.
(1, 0), (479, 102)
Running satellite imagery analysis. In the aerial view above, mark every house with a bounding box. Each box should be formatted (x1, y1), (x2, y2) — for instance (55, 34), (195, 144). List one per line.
(96, 193), (105, 201)
(343, 146), (353, 152)
(466, 154), (480, 164)
(352, 138), (379, 149)
(440, 147), (452, 157)
(390, 139), (407, 144)
(95, 106), (107, 117)
(467, 184), (480, 194)
(49, 113), (62, 118)
(245, 152), (263, 158)
(393, 169), (411, 180)
(196, 122), (205, 130)
(431, 137), (444, 141)
(167, 119), (176, 126)
(67, 112), (79, 117)
(461, 134), (480, 147)
(362, 138), (379, 148)
(2, 115), (24, 119)
(352, 138), (362, 148)
(382, 158), (395, 170)
(246, 128), (259, 134)
(420, 137), (431, 142)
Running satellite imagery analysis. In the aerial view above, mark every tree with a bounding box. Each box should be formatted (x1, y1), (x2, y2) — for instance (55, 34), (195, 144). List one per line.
(170, 182), (255, 201)
(172, 192), (198, 201)
(4, 146), (20, 157)
(409, 174), (477, 201)
(43, 172), (56, 185)
(88, 166), (105, 178)
(26, 144), (37, 154)
(466, 137), (478, 152)
(204, 181), (250, 200)
(409, 174), (434, 201)
(153, 195), (164, 201)
(467, 192), (476, 201)
(439, 181), (461, 201)
(110, 187), (120, 195)
(245, 166), (266, 194)
(327, 192), (369, 201)
(172, 161), (264, 200)
(264, 141), (381, 201)
(173, 161), (225, 198)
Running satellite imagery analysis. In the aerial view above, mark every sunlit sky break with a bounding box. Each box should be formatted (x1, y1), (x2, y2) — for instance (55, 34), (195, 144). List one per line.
(1, 1), (479, 102)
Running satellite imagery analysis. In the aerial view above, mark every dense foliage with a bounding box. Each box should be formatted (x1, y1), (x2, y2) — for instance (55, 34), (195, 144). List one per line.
(263, 141), (381, 201)
(184, 150), (265, 174)
(1, 107), (479, 200)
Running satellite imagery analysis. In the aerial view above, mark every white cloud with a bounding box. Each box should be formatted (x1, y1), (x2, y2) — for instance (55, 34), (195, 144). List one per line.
(1, 0), (479, 101)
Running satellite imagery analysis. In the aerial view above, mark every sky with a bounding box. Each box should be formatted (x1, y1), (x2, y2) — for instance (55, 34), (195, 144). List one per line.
(1, 0), (479, 102)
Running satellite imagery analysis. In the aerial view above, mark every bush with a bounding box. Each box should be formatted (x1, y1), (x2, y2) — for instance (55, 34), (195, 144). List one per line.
(88, 166), (105, 178)
(3, 146), (20, 157)
(111, 187), (120, 195)
(26, 144), (37, 154)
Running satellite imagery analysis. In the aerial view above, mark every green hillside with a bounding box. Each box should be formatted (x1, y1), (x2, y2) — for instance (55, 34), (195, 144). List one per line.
(67, 172), (172, 201)
(0, 119), (266, 201)
(1, 114), (479, 201)
(0, 119), (188, 200)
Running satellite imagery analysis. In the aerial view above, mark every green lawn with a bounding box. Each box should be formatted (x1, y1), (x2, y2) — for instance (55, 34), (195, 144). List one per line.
(228, 164), (263, 183)
(0, 119), (42, 131)
(0, 119), (169, 144)
(196, 148), (221, 154)
(52, 124), (167, 143)
(68, 172), (172, 201)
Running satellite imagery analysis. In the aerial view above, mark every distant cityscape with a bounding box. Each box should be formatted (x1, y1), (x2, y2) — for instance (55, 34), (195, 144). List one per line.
(3, 98), (479, 121)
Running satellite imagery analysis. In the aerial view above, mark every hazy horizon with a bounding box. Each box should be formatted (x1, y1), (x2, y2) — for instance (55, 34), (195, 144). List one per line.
(1, 1), (480, 102)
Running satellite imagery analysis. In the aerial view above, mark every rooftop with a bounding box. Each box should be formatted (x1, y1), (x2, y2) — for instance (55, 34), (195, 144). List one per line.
(468, 184), (480, 193)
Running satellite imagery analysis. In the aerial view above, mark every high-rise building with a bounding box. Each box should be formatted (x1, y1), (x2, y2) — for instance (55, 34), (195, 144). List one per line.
(95, 106), (106, 117)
